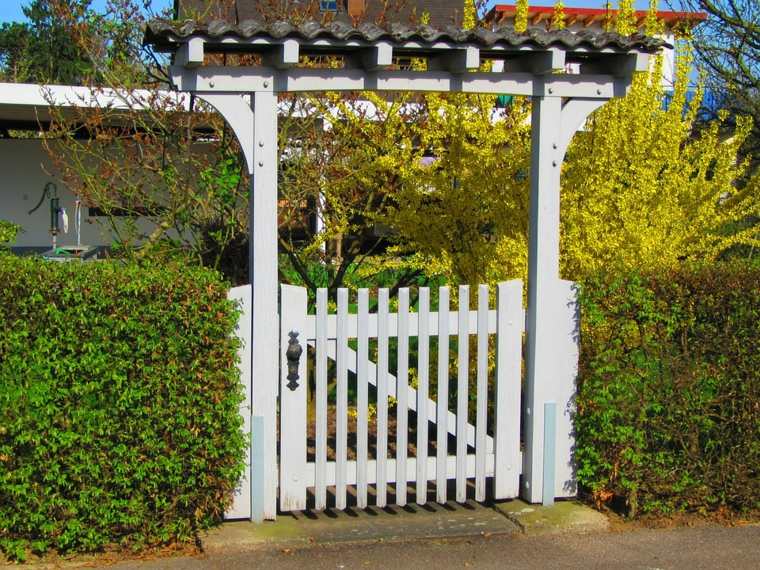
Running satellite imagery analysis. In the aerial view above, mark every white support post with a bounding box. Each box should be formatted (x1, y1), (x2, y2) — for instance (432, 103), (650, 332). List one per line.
(251, 90), (280, 520)
(523, 94), (566, 504)
(524, 94), (608, 504)
(225, 285), (252, 520)
(198, 91), (280, 521)
(494, 280), (523, 500)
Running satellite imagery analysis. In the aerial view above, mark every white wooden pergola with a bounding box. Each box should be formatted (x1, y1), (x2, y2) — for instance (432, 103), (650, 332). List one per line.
(146, 20), (662, 521)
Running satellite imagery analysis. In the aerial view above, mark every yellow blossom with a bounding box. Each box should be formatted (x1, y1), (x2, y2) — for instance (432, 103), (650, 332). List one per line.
(551, 1), (567, 30)
(616, 0), (636, 36)
(515, 0), (529, 33)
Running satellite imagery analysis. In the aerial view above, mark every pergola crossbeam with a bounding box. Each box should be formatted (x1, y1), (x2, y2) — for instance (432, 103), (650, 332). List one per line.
(170, 66), (629, 98)
(505, 48), (565, 74)
(580, 52), (651, 77)
(428, 46), (481, 73)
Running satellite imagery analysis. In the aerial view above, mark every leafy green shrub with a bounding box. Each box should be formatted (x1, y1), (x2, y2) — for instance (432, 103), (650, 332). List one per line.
(0, 220), (20, 249)
(0, 258), (245, 561)
(576, 262), (759, 517)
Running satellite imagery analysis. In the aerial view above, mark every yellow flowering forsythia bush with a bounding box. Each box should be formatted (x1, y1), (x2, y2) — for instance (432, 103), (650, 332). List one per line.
(380, 49), (758, 286)
(514, 0), (529, 33)
(385, 93), (532, 286)
(551, 1), (567, 30)
(561, 52), (758, 278)
(616, 0), (637, 36)
(277, 4), (756, 290)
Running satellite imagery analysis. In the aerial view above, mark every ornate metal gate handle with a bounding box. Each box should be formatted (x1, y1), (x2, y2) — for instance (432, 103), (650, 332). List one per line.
(285, 331), (303, 391)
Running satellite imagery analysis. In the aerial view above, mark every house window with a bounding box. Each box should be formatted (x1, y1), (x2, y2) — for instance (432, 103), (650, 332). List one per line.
(320, 0), (338, 12)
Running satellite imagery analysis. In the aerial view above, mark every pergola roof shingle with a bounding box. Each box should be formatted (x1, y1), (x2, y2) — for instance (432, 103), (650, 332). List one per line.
(145, 19), (667, 54)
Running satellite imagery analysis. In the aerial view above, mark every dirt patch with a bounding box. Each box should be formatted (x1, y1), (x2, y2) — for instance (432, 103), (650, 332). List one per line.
(6, 542), (201, 568)
(603, 506), (760, 533)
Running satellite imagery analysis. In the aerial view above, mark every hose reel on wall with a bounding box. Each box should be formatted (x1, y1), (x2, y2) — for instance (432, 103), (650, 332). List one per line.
(28, 182), (97, 260)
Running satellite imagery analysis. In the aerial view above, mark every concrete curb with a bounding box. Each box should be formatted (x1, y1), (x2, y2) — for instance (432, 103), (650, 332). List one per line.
(493, 499), (609, 535)
(199, 499), (608, 555)
(202, 501), (521, 553)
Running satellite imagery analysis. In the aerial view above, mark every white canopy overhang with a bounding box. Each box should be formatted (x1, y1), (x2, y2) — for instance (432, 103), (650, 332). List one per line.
(0, 82), (191, 131)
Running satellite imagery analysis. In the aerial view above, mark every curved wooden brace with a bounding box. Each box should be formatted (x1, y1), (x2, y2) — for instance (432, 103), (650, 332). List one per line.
(196, 92), (255, 174)
(558, 98), (606, 162)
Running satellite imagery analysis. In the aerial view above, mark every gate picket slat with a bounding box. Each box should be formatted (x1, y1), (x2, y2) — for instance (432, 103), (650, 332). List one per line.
(475, 285), (489, 502)
(376, 288), (390, 508)
(396, 288), (410, 506)
(335, 288), (349, 510)
(357, 289), (370, 509)
(456, 285), (470, 503)
(311, 340), (491, 453)
(494, 280), (523, 499)
(279, 285), (308, 511)
(436, 286), (450, 503)
(416, 288), (430, 505)
(315, 288), (328, 510)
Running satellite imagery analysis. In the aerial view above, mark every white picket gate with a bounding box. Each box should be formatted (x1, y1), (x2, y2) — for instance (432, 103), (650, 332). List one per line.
(278, 282), (524, 512)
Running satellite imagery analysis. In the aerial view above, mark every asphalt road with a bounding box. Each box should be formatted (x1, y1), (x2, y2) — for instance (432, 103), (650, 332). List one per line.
(109, 525), (760, 570)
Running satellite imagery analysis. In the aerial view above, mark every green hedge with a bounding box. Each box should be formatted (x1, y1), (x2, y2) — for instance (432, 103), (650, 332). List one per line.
(0, 220), (19, 247)
(0, 258), (245, 561)
(576, 262), (760, 517)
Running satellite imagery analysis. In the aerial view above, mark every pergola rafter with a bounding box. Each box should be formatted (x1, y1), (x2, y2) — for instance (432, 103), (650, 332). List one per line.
(145, 19), (664, 522)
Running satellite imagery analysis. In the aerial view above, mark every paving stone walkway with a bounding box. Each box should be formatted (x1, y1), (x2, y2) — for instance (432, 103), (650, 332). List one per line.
(203, 500), (522, 552)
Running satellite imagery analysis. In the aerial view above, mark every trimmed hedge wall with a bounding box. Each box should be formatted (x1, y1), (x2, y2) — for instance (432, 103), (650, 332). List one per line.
(576, 263), (759, 517)
(0, 258), (245, 561)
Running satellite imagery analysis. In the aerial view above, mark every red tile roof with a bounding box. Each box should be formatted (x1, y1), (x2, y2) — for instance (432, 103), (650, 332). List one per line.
(485, 4), (707, 29)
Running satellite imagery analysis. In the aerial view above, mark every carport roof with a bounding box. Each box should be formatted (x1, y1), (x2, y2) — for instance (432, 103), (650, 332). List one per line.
(0, 82), (189, 131)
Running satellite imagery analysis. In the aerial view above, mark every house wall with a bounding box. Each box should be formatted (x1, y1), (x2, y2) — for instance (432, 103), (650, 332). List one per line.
(660, 32), (677, 90)
(0, 139), (147, 249)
